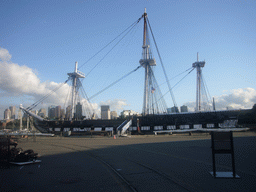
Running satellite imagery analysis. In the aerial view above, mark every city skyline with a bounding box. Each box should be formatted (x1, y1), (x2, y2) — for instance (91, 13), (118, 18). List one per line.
(5, 101), (247, 121)
(1, 103), (141, 120)
(2, 102), (190, 121)
(0, 1), (256, 119)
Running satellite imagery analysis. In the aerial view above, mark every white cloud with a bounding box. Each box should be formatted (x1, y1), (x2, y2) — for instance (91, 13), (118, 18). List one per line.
(0, 48), (11, 61)
(100, 99), (128, 113)
(214, 88), (256, 110)
(183, 87), (256, 111)
(0, 48), (86, 119)
(78, 98), (100, 118)
(0, 48), (69, 106)
(0, 47), (112, 120)
(1, 47), (254, 119)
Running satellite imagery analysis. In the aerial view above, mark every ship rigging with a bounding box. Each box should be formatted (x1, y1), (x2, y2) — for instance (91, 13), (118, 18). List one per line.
(18, 9), (228, 135)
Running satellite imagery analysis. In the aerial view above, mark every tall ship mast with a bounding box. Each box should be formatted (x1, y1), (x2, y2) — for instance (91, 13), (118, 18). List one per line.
(139, 8), (167, 115)
(67, 62), (85, 120)
(17, 9), (246, 136)
(192, 53), (205, 112)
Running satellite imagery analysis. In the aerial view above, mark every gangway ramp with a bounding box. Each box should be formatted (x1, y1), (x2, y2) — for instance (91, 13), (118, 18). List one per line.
(117, 119), (132, 136)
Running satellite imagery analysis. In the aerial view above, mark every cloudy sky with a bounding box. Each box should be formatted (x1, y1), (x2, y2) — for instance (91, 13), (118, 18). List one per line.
(0, 0), (256, 119)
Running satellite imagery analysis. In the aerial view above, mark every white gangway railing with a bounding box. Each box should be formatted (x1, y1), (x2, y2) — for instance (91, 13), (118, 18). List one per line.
(117, 119), (132, 136)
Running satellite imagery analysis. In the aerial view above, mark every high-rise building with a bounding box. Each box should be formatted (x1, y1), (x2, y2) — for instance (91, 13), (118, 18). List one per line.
(76, 102), (83, 120)
(180, 105), (188, 113)
(4, 108), (11, 120)
(101, 105), (110, 120)
(66, 105), (72, 119)
(110, 111), (118, 119)
(120, 110), (139, 118)
(60, 109), (65, 119)
(167, 106), (179, 114)
(48, 105), (56, 119)
(9, 106), (16, 119)
(56, 106), (62, 119)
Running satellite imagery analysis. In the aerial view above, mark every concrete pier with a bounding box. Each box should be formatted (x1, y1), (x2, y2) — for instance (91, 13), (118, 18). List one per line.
(1, 131), (256, 191)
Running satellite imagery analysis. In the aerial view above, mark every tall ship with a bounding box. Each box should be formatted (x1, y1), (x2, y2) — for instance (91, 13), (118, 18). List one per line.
(20, 9), (250, 136)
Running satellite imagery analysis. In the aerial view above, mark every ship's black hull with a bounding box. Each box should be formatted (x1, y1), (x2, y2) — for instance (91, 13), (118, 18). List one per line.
(34, 109), (251, 134)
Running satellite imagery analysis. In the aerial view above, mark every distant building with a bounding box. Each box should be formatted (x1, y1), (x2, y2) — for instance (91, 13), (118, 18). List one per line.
(4, 108), (11, 120)
(76, 102), (83, 120)
(56, 106), (62, 119)
(180, 105), (188, 113)
(38, 108), (47, 118)
(110, 111), (118, 119)
(60, 109), (65, 120)
(101, 105), (110, 120)
(66, 105), (72, 120)
(120, 110), (139, 118)
(48, 105), (56, 119)
(167, 106), (179, 114)
(9, 106), (16, 119)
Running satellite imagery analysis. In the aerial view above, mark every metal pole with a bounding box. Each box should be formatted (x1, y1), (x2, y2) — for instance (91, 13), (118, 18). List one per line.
(143, 8), (147, 46)
(211, 132), (216, 177)
(230, 132), (236, 178)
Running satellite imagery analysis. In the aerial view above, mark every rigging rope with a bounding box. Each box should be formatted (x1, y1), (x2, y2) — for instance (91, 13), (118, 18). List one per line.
(144, 67), (193, 113)
(148, 65), (168, 114)
(89, 66), (142, 100)
(63, 81), (71, 111)
(153, 67), (195, 108)
(201, 73), (212, 111)
(146, 17), (178, 110)
(26, 78), (70, 111)
(158, 67), (194, 87)
(87, 23), (140, 91)
(77, 79), (96, 117)
(202, 73), (212, 102)
(84, 22), (141, 78)
(78, 16), (143, 74)
(64, 78), (82, 120)
(25, 16), (144, 114)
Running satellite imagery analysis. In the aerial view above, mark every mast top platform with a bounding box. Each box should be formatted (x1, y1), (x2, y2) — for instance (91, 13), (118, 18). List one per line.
(139, 58), (156, 67)
(67, 62), (85, 78)
(140, 8), (156, 68)
(192, 53), (205, 68)
(192, 61), (205, 68)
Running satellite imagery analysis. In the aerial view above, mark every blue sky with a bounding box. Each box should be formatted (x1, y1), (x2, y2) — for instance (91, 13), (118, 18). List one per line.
(1, 0), (256, 119)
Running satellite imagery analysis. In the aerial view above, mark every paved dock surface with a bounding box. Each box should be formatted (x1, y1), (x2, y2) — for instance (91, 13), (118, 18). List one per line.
(1, 132), (256, 191)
